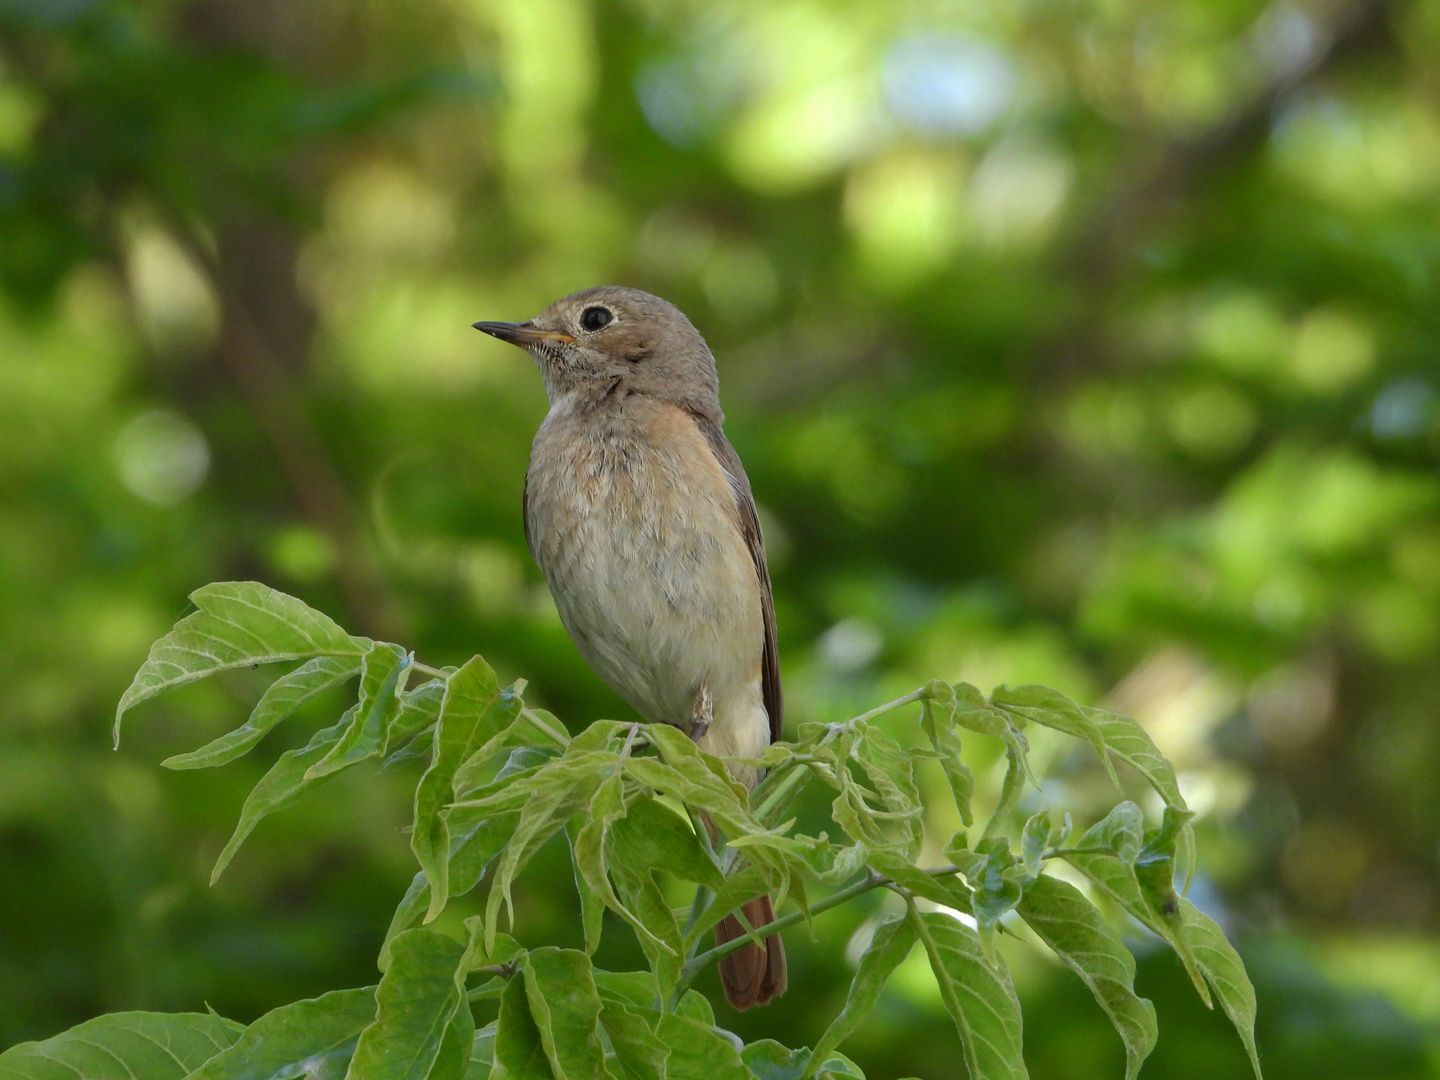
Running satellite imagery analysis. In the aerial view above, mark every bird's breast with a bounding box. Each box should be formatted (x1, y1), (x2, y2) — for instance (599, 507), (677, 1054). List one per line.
(525, 399), (764, 729)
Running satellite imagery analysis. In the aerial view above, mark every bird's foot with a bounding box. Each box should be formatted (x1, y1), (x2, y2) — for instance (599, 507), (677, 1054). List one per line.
(690, 683), (713, 742)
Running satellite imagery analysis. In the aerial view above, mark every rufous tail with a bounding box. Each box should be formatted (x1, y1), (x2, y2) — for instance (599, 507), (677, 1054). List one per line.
(714, 893), (787, 1010)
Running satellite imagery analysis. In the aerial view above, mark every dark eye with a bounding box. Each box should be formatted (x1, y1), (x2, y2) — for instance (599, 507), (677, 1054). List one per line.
(579, 306), (613, 332)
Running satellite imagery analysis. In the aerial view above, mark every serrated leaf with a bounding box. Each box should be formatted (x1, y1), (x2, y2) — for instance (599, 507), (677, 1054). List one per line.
(1180, 899), (1261, 1079)
(809, 916), (915, 1070)
(992, 684), (1118, 787)
(0, 1012), (243, 1080)
(162, 655), (361, 771)
(911, 909), (1027, 1080)
(210, 715), (350, 883)
(412, 656), (521, 920)
(185, 987), (377, 1080)
(346, 928), (466, 1080)
(518, 948), (614, 1080)
(654, 1014), (748, 1080)
(1017, 875), (1157, 1080)
(307, 643), (408, 781)
(598, 1001), (667, 1080)
(494, 975), (554, 1080)
(918, 680), (974, 828)
(115, 581), (368, 745)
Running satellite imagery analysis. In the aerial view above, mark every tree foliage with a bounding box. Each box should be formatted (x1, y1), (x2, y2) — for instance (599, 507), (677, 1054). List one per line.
(1, 582), (1260, 1080)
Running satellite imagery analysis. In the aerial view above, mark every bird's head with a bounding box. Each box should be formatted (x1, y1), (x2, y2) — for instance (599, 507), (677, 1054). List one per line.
(474, 286), (721, 418)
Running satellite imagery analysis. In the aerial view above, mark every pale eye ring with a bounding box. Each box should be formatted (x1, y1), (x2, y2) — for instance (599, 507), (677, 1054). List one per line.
(579, 306), (613, 332)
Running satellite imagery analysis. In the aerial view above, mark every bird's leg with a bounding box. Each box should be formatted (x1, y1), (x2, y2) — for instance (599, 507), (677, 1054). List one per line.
(689, 682), (713, 742)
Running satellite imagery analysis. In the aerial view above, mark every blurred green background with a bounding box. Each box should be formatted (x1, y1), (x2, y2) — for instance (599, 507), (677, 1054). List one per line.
(3, 0), (1440, 1075)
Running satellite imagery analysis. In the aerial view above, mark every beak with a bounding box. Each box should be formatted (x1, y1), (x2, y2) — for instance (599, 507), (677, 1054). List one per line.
(472, 320), (575, 347)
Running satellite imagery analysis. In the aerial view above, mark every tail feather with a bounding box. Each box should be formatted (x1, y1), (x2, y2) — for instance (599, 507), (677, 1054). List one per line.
(715, 894), (787, 1010)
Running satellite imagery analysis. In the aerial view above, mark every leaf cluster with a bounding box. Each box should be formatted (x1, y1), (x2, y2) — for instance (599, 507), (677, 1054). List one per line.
(1, 583), (1261, 1080)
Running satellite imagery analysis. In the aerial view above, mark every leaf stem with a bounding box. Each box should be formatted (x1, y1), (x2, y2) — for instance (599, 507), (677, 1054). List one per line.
(520, 706), (570, 747)
(669, 862), (959, 1006)
(411, 661), (450, 680)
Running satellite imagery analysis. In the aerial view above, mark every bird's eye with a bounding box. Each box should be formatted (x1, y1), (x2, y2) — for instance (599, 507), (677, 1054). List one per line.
(579, 306), (613, 332)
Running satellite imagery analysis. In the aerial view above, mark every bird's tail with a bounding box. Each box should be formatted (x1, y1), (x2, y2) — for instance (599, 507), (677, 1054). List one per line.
(714, 894), (787, 1010)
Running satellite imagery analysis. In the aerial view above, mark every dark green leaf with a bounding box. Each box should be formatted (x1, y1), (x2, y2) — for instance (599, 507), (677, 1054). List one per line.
(0, 1012), (243, 1080)
(519, 948), (613, 1080)
(466, 1022), (497, 1080)
(186, 988), (376, 1080)
(115, 581), (368, 745)
(347, 928), (466, 1080)
(1016, 876), (1156, 1080)
(162, 655), (361, 770)
(608, 797), (723, 890)
(911, 910), (1027, 1080)
(494, 975), (554, 1080)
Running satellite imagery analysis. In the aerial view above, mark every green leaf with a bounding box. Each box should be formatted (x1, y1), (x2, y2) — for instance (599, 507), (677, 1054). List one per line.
(494, 974), (555, 1080)
(210, 715), (350, 883)
(1016, 876), (1156, 1080)
(115, 581), (368, 745)
(809, 916), (916, 1071)
(307, 643), (408, 781)
(347, 928), (467, 1080)
(910, 909), (1027, 1080)
(608, 797), (723, 891)
(991, 684), (1118, 788)
(412, 656), (521, 920)
(1180, 899), (1261, 1079)
(918, 680), (974, 827)
(0, 1012), (243, 1080)
(566, 815), (606, 955)
(654, 1014), (748, 1080)
(952, 840), (1024, 962)
(1062, 803), (1210, 1006)
(742, 1042), (864, 1080)
(1083, 707), (1188, 811)
(853, 727), (925, 859)
(467, 1022), (497, 1080)
(385, 678), (447, 755)
(162, 655), (361, 770)
(598, 1002), (667, 1080)
(185, 988), (377, 1080)
(518, 948), (614, 1080)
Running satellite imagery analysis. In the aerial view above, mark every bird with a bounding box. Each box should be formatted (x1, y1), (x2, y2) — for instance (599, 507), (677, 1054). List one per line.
(474, 286), (786, 1010)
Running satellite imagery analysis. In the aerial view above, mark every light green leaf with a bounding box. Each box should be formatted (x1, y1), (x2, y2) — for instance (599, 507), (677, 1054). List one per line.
(566, 815), (606, 955)
(918, 680), (974, 827)
(571, 771), (631, 951)
(346, 928), (467, 1080)
(1180, 899), (1261, 1079)
(467, 1022), (497, 1080)
(162, 655), (361, 771)
(494, 975), (554, 1080)
(598, 1002), (667, 1080)
(0, 1012), (243, 1080)
(412, 656), (520, 920)
(307, 643), (408, 781)
(654, 1014), (748, 1080)
(952, 840), (1024, 963)
(991, 684), (1118, 787)
(519, 948), (614, 1080)
(609, 797), (723, 891)
(210, 715), (350, 883)
(1083, 707), (1188, 811)
(809, 916), (916, 1071)
(115, 581), (368, 745)
(1016, 876), (1156, 1080)
(742, 1042), (865, 1080)
(185, 988), (376, 1080)
(386, 677), (447, 755)
(853, 727), (925, 859)
(910, 910), (1027, 1080)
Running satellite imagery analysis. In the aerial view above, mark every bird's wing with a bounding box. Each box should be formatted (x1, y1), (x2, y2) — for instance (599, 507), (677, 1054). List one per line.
(689, 412), (783, 743)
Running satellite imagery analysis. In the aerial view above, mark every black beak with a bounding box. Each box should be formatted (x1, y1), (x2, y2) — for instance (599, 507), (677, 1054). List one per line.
(472, 321), (575, 347)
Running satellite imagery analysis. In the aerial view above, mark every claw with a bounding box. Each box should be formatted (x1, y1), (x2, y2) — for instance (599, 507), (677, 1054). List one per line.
(690, 683), (713, 742)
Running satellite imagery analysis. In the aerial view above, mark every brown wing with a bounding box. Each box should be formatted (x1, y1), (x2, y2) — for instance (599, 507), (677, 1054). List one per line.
(688, 411), (783, 744)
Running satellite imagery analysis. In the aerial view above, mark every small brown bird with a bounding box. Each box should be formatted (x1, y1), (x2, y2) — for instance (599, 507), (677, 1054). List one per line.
(474, 286), (786, 1010)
